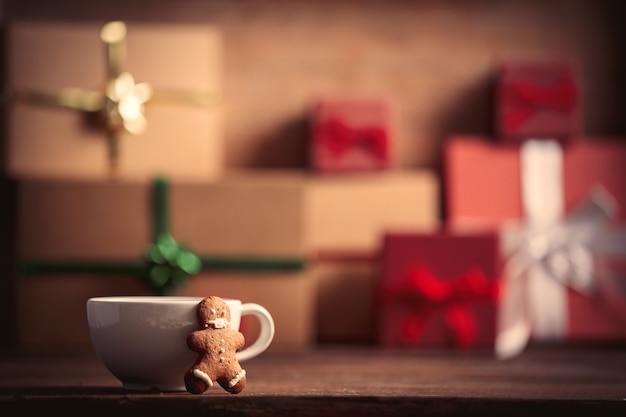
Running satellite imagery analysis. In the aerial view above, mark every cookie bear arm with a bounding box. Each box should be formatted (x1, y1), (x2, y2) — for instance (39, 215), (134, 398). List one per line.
(234, 330), (245, 351)
(187, 330), (207, 351)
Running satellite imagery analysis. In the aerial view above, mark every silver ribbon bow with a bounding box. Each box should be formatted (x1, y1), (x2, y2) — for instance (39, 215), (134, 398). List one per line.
(496, 140), (626, 359)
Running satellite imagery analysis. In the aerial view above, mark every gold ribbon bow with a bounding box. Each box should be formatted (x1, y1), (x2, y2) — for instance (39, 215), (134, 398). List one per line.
(8, 21), (217, 179)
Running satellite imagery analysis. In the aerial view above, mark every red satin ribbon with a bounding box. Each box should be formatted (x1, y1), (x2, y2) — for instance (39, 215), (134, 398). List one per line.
(379, 266), (499, 349)
(316, 119), (388, 160)
(502, 75), (578, 134)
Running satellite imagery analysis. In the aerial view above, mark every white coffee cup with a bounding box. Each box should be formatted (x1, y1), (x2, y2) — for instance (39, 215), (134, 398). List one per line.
(87, 296), (275, 391)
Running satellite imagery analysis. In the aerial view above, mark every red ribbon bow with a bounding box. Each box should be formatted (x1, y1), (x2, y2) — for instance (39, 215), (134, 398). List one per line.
(502, 75), (578, 135)
(379, 266), (499, 349)
(316, 119), (388, 160)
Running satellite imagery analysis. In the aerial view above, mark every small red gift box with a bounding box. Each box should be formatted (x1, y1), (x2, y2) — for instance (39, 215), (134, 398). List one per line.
(309, 98), (391, 172)
(376, 232), (502, 350)
(495, 61), (581, 144)
(444, 136), (626, 357)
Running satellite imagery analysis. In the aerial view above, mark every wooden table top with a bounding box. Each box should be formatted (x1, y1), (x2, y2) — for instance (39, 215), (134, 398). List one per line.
(1, 345), (625, 416)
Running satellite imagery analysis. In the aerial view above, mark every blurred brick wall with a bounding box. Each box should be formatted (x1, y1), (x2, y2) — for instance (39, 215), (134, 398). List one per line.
(4, 0), (623, 170)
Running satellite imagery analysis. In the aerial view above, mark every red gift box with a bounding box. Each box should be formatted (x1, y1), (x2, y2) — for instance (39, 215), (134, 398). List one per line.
(309, 98), (391, 172)
(376, 232), (502, 350)
(496, 61), (581, 144)
(444, 135), (626, 357)
(445, 136), (626, 229)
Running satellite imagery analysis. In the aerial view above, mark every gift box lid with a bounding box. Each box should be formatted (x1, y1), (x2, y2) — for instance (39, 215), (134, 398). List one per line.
(381, 231), (503, 282)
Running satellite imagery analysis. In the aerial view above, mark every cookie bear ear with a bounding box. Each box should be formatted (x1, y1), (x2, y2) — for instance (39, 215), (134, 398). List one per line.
(197, 298), (208, 315)
(220, 299), (231, 321)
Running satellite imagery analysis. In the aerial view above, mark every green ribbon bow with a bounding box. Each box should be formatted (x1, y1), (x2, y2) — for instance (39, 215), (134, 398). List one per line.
(143, 232), (202, 295)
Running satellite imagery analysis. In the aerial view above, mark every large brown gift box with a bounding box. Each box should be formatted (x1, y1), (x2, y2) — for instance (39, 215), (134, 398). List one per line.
(307, 171), (440, 252)
(307, 170), (440, 344)
(15, 173), (313, 353)
(7, 20), (222, 181)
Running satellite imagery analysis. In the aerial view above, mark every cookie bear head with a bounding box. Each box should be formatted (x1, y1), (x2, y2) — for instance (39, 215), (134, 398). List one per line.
(197, 296), (232, 330)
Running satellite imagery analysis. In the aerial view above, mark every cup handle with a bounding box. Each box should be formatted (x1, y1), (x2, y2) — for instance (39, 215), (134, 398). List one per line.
(235, 303), (275, 362)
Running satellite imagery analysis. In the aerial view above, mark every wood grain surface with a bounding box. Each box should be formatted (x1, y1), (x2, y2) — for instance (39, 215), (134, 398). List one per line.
(1, 346), (625, 416)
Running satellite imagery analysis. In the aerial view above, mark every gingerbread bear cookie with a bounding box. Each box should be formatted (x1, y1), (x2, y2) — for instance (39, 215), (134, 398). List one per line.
(184, 296), (247, 394)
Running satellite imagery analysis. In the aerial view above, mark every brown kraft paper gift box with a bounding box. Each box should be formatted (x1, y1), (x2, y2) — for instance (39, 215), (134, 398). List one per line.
(6, 20), (223, 181)
(308, 170), (440, 344)
(307, 170), (440, 252)
(15, 172), (313, 353)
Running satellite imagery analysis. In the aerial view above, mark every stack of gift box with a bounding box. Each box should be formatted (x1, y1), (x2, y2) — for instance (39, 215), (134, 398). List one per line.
(8, 20), (315, 353)
(375, 61), (626, 358)
(308, 98), (439, 344)
(6, 20), (441, 354)
(8, 20), (625, 358)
